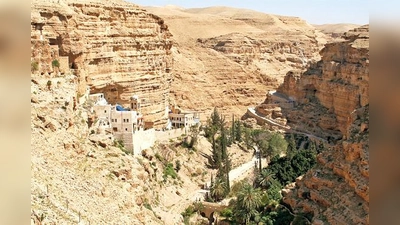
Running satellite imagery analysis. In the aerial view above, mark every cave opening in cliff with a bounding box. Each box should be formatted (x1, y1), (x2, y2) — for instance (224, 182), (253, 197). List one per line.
(67, 53), (81, 70)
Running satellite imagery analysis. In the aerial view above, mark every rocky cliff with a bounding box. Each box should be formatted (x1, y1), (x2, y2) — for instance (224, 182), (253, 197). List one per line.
(31, 0), (173, 127)
(144, 6), (327, 119)
(278, 25), (369, 139)
(280, 26), (369, 224)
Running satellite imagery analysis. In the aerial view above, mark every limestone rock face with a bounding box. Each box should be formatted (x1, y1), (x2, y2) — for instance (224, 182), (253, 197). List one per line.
(278, 25), (369, 138)
(283, 105), (369, 225)
(281, 26), (369, 225)
(31, 0), (173, 127)
(144, 6), (327, 119)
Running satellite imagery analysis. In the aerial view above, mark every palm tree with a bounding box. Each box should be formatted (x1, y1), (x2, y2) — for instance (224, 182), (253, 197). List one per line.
(256, 170), (277, 189)
(235, 184), (263, 224)
(211, 178), (226, 201)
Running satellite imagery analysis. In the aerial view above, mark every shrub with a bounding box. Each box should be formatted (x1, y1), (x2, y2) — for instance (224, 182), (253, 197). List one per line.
(163, 163), (177, 179)
(114, 139), (130, 154)
(31, 61), (39, 73)
(52, 59), (60, 68)
(181, 202), (203, 224)
(144, 200), (152, 210)
(175, 160), (181, 172)
(155, 153), (163, 162)
(220, 208), (233, 218)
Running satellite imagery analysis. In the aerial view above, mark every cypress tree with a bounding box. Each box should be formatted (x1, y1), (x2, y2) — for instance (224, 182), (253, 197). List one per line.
(235, 120), (242, 142)
(286, 133), (297, 159)
(231, 114), (235, 144)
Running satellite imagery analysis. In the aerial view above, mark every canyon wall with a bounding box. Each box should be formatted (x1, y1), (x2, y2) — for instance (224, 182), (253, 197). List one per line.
(280, 26), (369, 224)
(278, 25), (369, 139)
(144, 6), (327, 119)
(31, 0), (173, 127)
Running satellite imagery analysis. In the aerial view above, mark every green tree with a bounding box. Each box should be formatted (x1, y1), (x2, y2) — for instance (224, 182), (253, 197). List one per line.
(307, 141), (317, 153)
(233, 184), (263, 224)
(235, 120), (242, 142)
(251, 129), (270, 156)
(219, 122), (231, 194)
(230, 114), (235, 144)
(255, 170), (277, 189)
(211, 136), (222, 168)
(31, 61), (39, 73)
(187, 124), (200, 148)
(286, 133), (297, 159)
(211, 178), (226, 201)
(266, 133), (287, 159)
(52, 59), (60, 68)
(243, 127), (252, 150)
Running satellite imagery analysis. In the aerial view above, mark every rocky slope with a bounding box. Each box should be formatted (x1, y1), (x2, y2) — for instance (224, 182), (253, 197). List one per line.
(278, 25), (369, 140)
(280, 26), (369, 224)
(31, 75), (162, 224)
(31, 0), (173, 127)
(30, 74), (253, 224)
(144, 6), (327, 119)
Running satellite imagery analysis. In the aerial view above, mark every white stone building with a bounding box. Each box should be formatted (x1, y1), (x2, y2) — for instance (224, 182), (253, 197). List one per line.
(168, 105), (200, 130)
(90, 93), (155, 155)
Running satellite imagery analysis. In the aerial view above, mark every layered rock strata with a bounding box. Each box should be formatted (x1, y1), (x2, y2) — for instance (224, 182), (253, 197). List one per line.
(278, 25), (369, 139)
(281, 26), (369, 224)
(31, 0), (173, 127)
(144, 6), (327, 119)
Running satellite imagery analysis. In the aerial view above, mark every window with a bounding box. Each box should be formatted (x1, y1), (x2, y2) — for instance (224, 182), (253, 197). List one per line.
(125, 128), (128, 131)
(113, 127), (118, 131)
(127, 119), (129, 123)
(104, 110), (107, 113)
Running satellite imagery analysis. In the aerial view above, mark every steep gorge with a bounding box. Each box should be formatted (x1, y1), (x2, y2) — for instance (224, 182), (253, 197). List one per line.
(144, 6), (327, 119)
(279, 26), (369, 224)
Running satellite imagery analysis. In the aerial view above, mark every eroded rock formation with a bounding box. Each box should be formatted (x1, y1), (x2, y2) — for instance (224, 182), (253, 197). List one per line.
(144, 6), (327, 119)
(280, 26), (369, 224)
(31, 0), (173, 127)
(278, 25), (369, 139)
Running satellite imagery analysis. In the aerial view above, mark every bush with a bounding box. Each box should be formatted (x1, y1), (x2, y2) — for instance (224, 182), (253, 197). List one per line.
(52, 59), (60, 68)
(155, 153), (164, 162)
(175, 160), (181, 172)
(220, 208), (233, 218)
(264, 149), (316, 186)
(114, 139), (130, 154)
(163, 163), (177, 179)
(181, 205), (196, 218)
(31, 61), (39, 73)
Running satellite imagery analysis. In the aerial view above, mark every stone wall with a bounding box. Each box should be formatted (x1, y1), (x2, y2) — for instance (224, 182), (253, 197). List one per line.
(132, 129), (155, 155)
